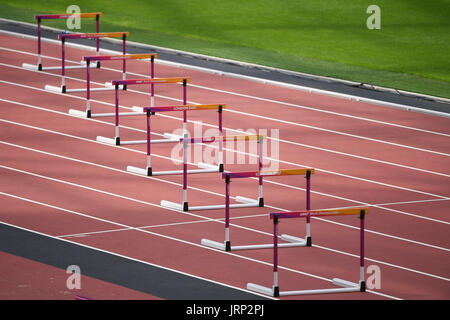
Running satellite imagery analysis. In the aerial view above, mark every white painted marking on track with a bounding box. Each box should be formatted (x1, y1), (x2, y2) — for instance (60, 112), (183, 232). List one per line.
(1, 31), (449, 120)
(0, 194), (439, 301)
(2, 58), (450, 173)
(10, 74), (450, 182)
(1, 96), (449, 226)
(1, 114), (449, 227)
(1, 46), (449, 153)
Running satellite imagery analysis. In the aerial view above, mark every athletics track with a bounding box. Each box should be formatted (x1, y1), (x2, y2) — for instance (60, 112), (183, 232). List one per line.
(0, 22), (449, 301)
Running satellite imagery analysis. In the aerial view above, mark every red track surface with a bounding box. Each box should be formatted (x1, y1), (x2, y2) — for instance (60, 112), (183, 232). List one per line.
(0, 31), (449, 300)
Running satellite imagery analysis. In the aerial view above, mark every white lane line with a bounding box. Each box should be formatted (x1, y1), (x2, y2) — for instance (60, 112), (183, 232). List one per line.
(1, 99), (450, 222)
(59, 214), (269, 239)
(263, 179), (450, 225)
(187, 82), (450, 137)
(1, 113), (450, 227)
(375, 198), (450, 207)
(154, 111), (450, 178)
(1, 63), (449, 181)
(224, 108), (450, 157)
(0, 52), (449, 158)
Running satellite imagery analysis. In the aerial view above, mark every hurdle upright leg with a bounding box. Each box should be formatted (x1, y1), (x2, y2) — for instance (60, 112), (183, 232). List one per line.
(114, 83), (120, 145)
(122, 34), (127, 88)
(273, 214), (280, 297)
(146, 110), (153, 175)
(61, 36), (66, 93)
(95, 14), (100, 68)
(305, 170), (312, 246)
(359, 209), (366, 292)
(37, 17), (42, 71)
(277, 169), (313, 246)
(86, 58), (91, 117)
(224, 174), (231, 251)
(258, 134), (264, 206)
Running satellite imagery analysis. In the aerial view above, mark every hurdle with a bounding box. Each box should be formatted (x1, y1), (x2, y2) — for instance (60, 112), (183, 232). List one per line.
(161, 135), (268, 212)
(96, 77), (190, 146)
(247, 208), (368, 297)
(126, 104), (225, 177)
(45, 32), (129, 93)
(22, 12), (102, 71)
(201, 168), (314, 251)
(68, 53), (158, 118)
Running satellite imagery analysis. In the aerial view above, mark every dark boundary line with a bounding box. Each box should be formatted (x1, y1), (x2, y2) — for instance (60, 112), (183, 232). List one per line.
(0, 222), (268, 300)
(0, 18), (449, 116)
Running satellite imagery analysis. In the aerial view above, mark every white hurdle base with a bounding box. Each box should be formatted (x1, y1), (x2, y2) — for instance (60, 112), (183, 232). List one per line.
(247, 279), (361, 297)
(68, 109), (90, 118)
(91, 111), (144, 118)
(46, 84), (124, 94)
(23, 61), (97, 71)
(96, 132), (181, 146)
(22, 63), (41, 71)
(96, 136), (145, 145)
(96, 132), (180, 146)
(69, 109), (144, 118)
(201, 238), (306, 251)
(127, 162), (219, 177)
(161, 196), (261, 212)
(45, 85), (65, 93)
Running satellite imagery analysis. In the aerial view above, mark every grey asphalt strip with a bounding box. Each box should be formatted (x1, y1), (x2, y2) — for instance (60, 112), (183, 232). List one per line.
(0, 222), (268, 300)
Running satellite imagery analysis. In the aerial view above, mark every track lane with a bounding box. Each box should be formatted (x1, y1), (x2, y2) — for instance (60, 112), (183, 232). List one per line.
(1, 130), (449, 281)
(1, 31), (449, 300)
(0, 76), (448, 203)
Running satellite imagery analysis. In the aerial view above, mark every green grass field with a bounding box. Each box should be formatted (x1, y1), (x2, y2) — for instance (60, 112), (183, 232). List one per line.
(0, 0), (449, 98)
